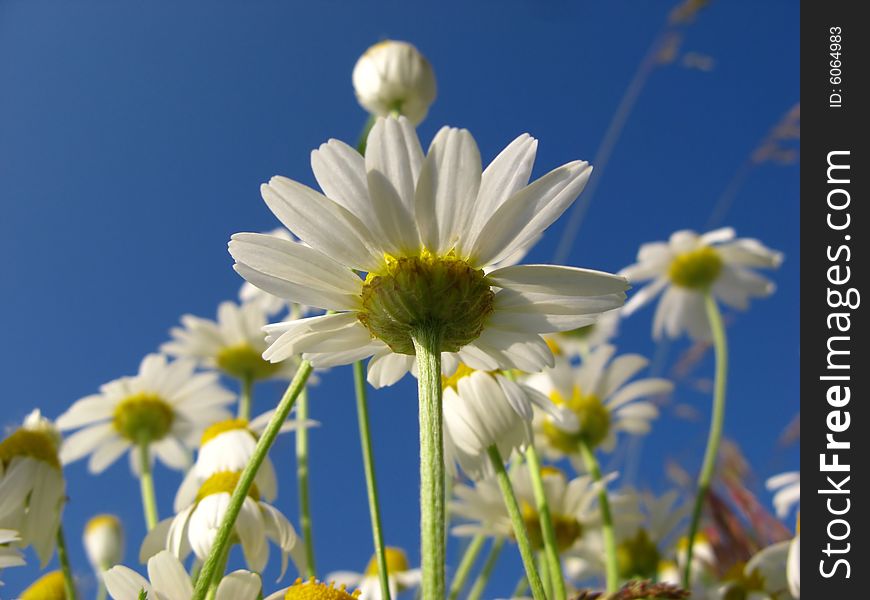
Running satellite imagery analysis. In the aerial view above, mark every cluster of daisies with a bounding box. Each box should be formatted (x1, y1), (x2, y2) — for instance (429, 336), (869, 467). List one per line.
(1, 39), (798, 600)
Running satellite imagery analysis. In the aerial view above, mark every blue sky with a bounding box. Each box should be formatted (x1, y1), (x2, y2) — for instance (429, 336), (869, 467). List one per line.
(0, 1), (798, 596)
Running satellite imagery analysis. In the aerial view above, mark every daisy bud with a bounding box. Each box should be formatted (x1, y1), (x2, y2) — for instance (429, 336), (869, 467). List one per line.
(352, 40), (436, 125)
(83, 514), (124, 573)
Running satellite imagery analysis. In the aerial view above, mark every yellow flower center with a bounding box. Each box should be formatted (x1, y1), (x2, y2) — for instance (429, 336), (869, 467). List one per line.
(196, 471), (260, 502)
(616, 529), (661, 580)
(200, 418), (252, 447)
(85, 514), (122, 535)
(216, 343), (282, 381)
(283, 578), (361, 600)
(668, 246), (724, 290)
(520, 502), (583, 552)
(364, 547), (411, 577)
(112, 393), (174, 442)
(358, 252), (494, 355)
(441, 363), (477, 391)
(543, 387), (611, 451)
(20, 571), (68, 600)
(0, 429), (61, 469)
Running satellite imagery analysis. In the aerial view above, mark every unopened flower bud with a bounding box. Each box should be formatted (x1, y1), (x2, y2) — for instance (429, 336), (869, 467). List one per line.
(352, 40), (436, 125)
(84, 514), (124, 572)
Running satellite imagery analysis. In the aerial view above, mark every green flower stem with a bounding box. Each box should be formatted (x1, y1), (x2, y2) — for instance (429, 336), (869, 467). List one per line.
(525, 444), (568, 600)
(295, 385), (316, 578)
(466, 537), (505, 600)
(204, 545), (230, 600)
(578, 439), (618, 592)
(192, 360), (314, 600)
(353, 360), (391, 600)
(137, 437), (158, 530)
(238, 374), (254, 421)
(537, 551), (552, 599)
(56, 524), (77, 600)
(412, 326), (445, 600)
(683, 293), (729, 589)
(447, 534), (485, 600)
(486, 445), (546, 600)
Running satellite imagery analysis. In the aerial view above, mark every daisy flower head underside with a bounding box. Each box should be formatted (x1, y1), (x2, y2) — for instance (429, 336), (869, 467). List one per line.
(621, 228), (783, 341)
(0, 410), (65, 566)
(229, 116), (628, 380)
(57, 354), (235, 474)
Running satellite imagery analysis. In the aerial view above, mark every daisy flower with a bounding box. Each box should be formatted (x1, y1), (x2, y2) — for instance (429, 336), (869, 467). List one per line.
(18, 570), (70, 599)
(442, 366), (575, 479)
(451, 465), (619, 562)
(229, 116), (627, 384)
(57, 354), (235, 474)
(353, 40), (436, 125)
(566, 489), (689, 583)
(525, 345), (672, 458)
(0, 529), (26, 583)
(765, 471), (799, 520)
(621, 228), (783, 340)
(84, 514), (124, 575)
(105, 550), (261, 600)
(172, 412), (315, 513)
(162, 301), (297, 382)
(145, 470), (304, 576)
(0, 409), (65, 566)
(327, 547), (421, 600)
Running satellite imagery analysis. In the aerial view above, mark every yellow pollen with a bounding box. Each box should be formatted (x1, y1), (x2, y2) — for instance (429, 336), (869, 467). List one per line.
(283, 577), (361, 600)
(519, 502), (583, 552)
(668, 246), (724, 290)
(196, 471), (260, 502)
(0, 429), (60, 469)
(358, 251), (494, 355)
(364, 547), (411, 577)
(200, 418), (251, 447)
(112, 393), (174, 442)
(543, 387), (611, 451)
(441, 363), (476, 391)
(85, 514), (122, 535)
(20, 570), (68, 600)
(216, 343), (281, 381)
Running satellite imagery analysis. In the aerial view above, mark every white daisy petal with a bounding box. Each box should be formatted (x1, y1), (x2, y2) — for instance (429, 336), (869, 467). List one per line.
(364, 116), (423, 253)
(470, 161), (592, 266)
(416, 126), (482, 253)
(229, 233), (362, 311)
(262, 176), (382, 272)
(216, 571), (262, 600)
(465, 133), (538, 249)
